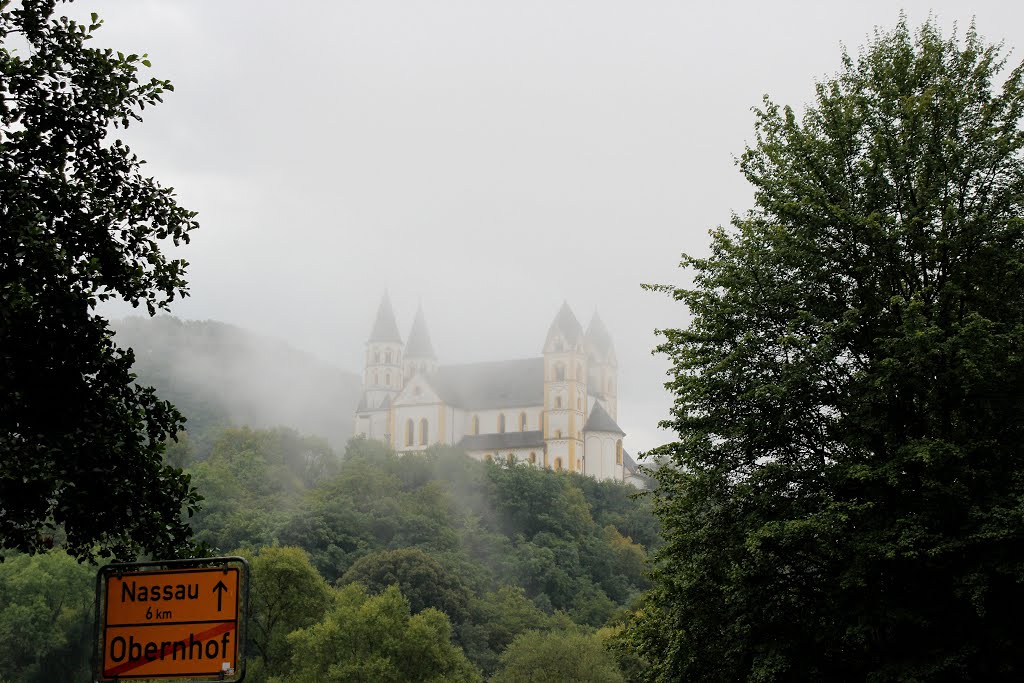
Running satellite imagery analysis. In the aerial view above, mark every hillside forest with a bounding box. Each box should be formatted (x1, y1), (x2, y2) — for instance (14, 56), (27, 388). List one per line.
(1, 351), (658, 682)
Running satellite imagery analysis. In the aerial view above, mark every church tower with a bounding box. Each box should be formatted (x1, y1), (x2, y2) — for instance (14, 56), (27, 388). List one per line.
(354, 293), (404, 443)
(404, 305), (438, 380)
(585, 312), (618, 420)
(542, 303), (587, 474)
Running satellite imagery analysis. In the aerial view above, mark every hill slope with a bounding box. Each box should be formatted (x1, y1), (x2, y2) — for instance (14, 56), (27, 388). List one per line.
(112, 316), (361, 450)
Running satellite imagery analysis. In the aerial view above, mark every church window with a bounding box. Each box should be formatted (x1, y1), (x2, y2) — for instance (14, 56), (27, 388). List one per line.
(507, 453), (515, 466)
(405, 419), (414, 447)
(554, 457), (563, 472)
(616, 439), (623, 465)
(374, 351), (380, 363)
(498, 414), (506, 433)
(385, 372), (391, 386)
(555, 363), (566, 381)
(555, 395), (562, 409)
(386, 351), (392, 363)
(420, 418), (429, 445)
(529, 451), (537, 464)
(519, 412), (527, 431)
(472, 415), (480, 435)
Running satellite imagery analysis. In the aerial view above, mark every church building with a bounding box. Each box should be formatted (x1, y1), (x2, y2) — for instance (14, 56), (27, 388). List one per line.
(353, 295), (645, 486)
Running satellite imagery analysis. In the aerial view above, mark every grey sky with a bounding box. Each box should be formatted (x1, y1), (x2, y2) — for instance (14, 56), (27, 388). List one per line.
(83, 0), (1024, 454)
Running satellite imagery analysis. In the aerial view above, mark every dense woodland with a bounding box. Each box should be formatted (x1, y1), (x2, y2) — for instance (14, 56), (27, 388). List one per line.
(0, 429), (657, 682)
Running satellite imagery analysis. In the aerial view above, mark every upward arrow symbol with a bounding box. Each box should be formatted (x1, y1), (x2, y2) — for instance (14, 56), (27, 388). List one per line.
(212, 580), (229, 612)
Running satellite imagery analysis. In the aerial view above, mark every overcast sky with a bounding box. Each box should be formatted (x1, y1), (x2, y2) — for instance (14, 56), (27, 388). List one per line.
(82, 0), (1024, 455)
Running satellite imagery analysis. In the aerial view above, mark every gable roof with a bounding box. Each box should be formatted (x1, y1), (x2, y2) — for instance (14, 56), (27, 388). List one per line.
(405, 305), (436, 358)
(368, 294), (402, 343)
(457, 430), (545, 451)
(583, 401), (624, 435)
(427, 357), (544, 409)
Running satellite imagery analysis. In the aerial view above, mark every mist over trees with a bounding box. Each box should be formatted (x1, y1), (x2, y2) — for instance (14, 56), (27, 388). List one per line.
(630, 19), (1024, 681)
(112, 316), (363, 451)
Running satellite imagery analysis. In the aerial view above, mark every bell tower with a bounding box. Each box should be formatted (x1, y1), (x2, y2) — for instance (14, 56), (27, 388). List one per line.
(354, 293), (404, 443)
(542, 303), (587, 474)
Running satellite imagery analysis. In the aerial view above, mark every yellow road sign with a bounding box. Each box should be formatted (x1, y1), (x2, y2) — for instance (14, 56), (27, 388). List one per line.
(96, 558), (248, 682)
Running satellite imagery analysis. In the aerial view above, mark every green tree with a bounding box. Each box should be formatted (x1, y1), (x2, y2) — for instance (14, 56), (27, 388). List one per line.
(0, 0), (200, 560)
(242, 546), (332, 681)
(278, 583), (480, 683)
(340, 547), (472, 624)
(491, 629), (624, 683)
(631, 19), (1024, 681)
(0, 550), (95, 682)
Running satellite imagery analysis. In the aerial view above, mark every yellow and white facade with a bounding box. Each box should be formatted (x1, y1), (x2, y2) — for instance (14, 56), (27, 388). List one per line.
(353, 296), (644, 486)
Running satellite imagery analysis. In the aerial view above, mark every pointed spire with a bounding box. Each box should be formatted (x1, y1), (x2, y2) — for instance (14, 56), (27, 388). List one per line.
(545, 301), (584, 350)
(585, 311), (615, 358)
(368, 293), (402, 343)
(405, 305), (436, 358)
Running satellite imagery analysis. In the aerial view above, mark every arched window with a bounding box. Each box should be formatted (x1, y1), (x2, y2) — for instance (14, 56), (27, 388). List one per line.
(405, 419), (414, 446)
(472, 415), (480, 435)
(519, 412), (527, 431)
(386, 351), (392, 363)
(555, 363), (566, 381)
(506, 453), (515, 466)
(374, 351), (380, 363)
(420, 418), (429, 445)
(554, 457), (563, 472)
(529, 451), (537, 464)
(485, 453), (493, 462)
(498, 414), (506, 433)
(555, 395), (562, 409)
(555, 429), (562, 439)
(616, 439), (623, 465)
(385, 372), (391, 386)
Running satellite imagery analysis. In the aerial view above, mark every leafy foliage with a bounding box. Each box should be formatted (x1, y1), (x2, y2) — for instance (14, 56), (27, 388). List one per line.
(0, 551), (95, 682)
(491, 629), (625, 683)
(631, 19), (1024, 681)
(0, 0), (199, 560)
(274, 584), (480, 683)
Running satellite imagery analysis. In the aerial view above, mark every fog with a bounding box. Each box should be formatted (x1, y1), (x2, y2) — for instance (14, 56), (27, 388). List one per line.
(85, 0), (1024, 454)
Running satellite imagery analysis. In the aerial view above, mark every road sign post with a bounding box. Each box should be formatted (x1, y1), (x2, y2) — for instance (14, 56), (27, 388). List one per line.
(95, 557), (249, 682)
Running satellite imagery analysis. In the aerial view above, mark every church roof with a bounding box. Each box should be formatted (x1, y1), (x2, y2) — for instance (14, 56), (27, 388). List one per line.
(585, 312), (615, 359)
(544, 302), (584, 350)
(356, 393), (391, 413)
(583, 401), (624, 435)
(428, 357), (544, 409)
(368, 294), (402, 343)
(457, 430), (545, 451)
(405, 306), (436, 358)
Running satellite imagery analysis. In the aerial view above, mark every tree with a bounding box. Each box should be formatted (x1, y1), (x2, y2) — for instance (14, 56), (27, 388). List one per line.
(241, 546), (332, 681)
(0, 1), (200, 560)
(630, 19), (1024, 681)
(0, 550), (95, 681)
(490, 629), (624, 683)
(278, 583), (481, 683)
